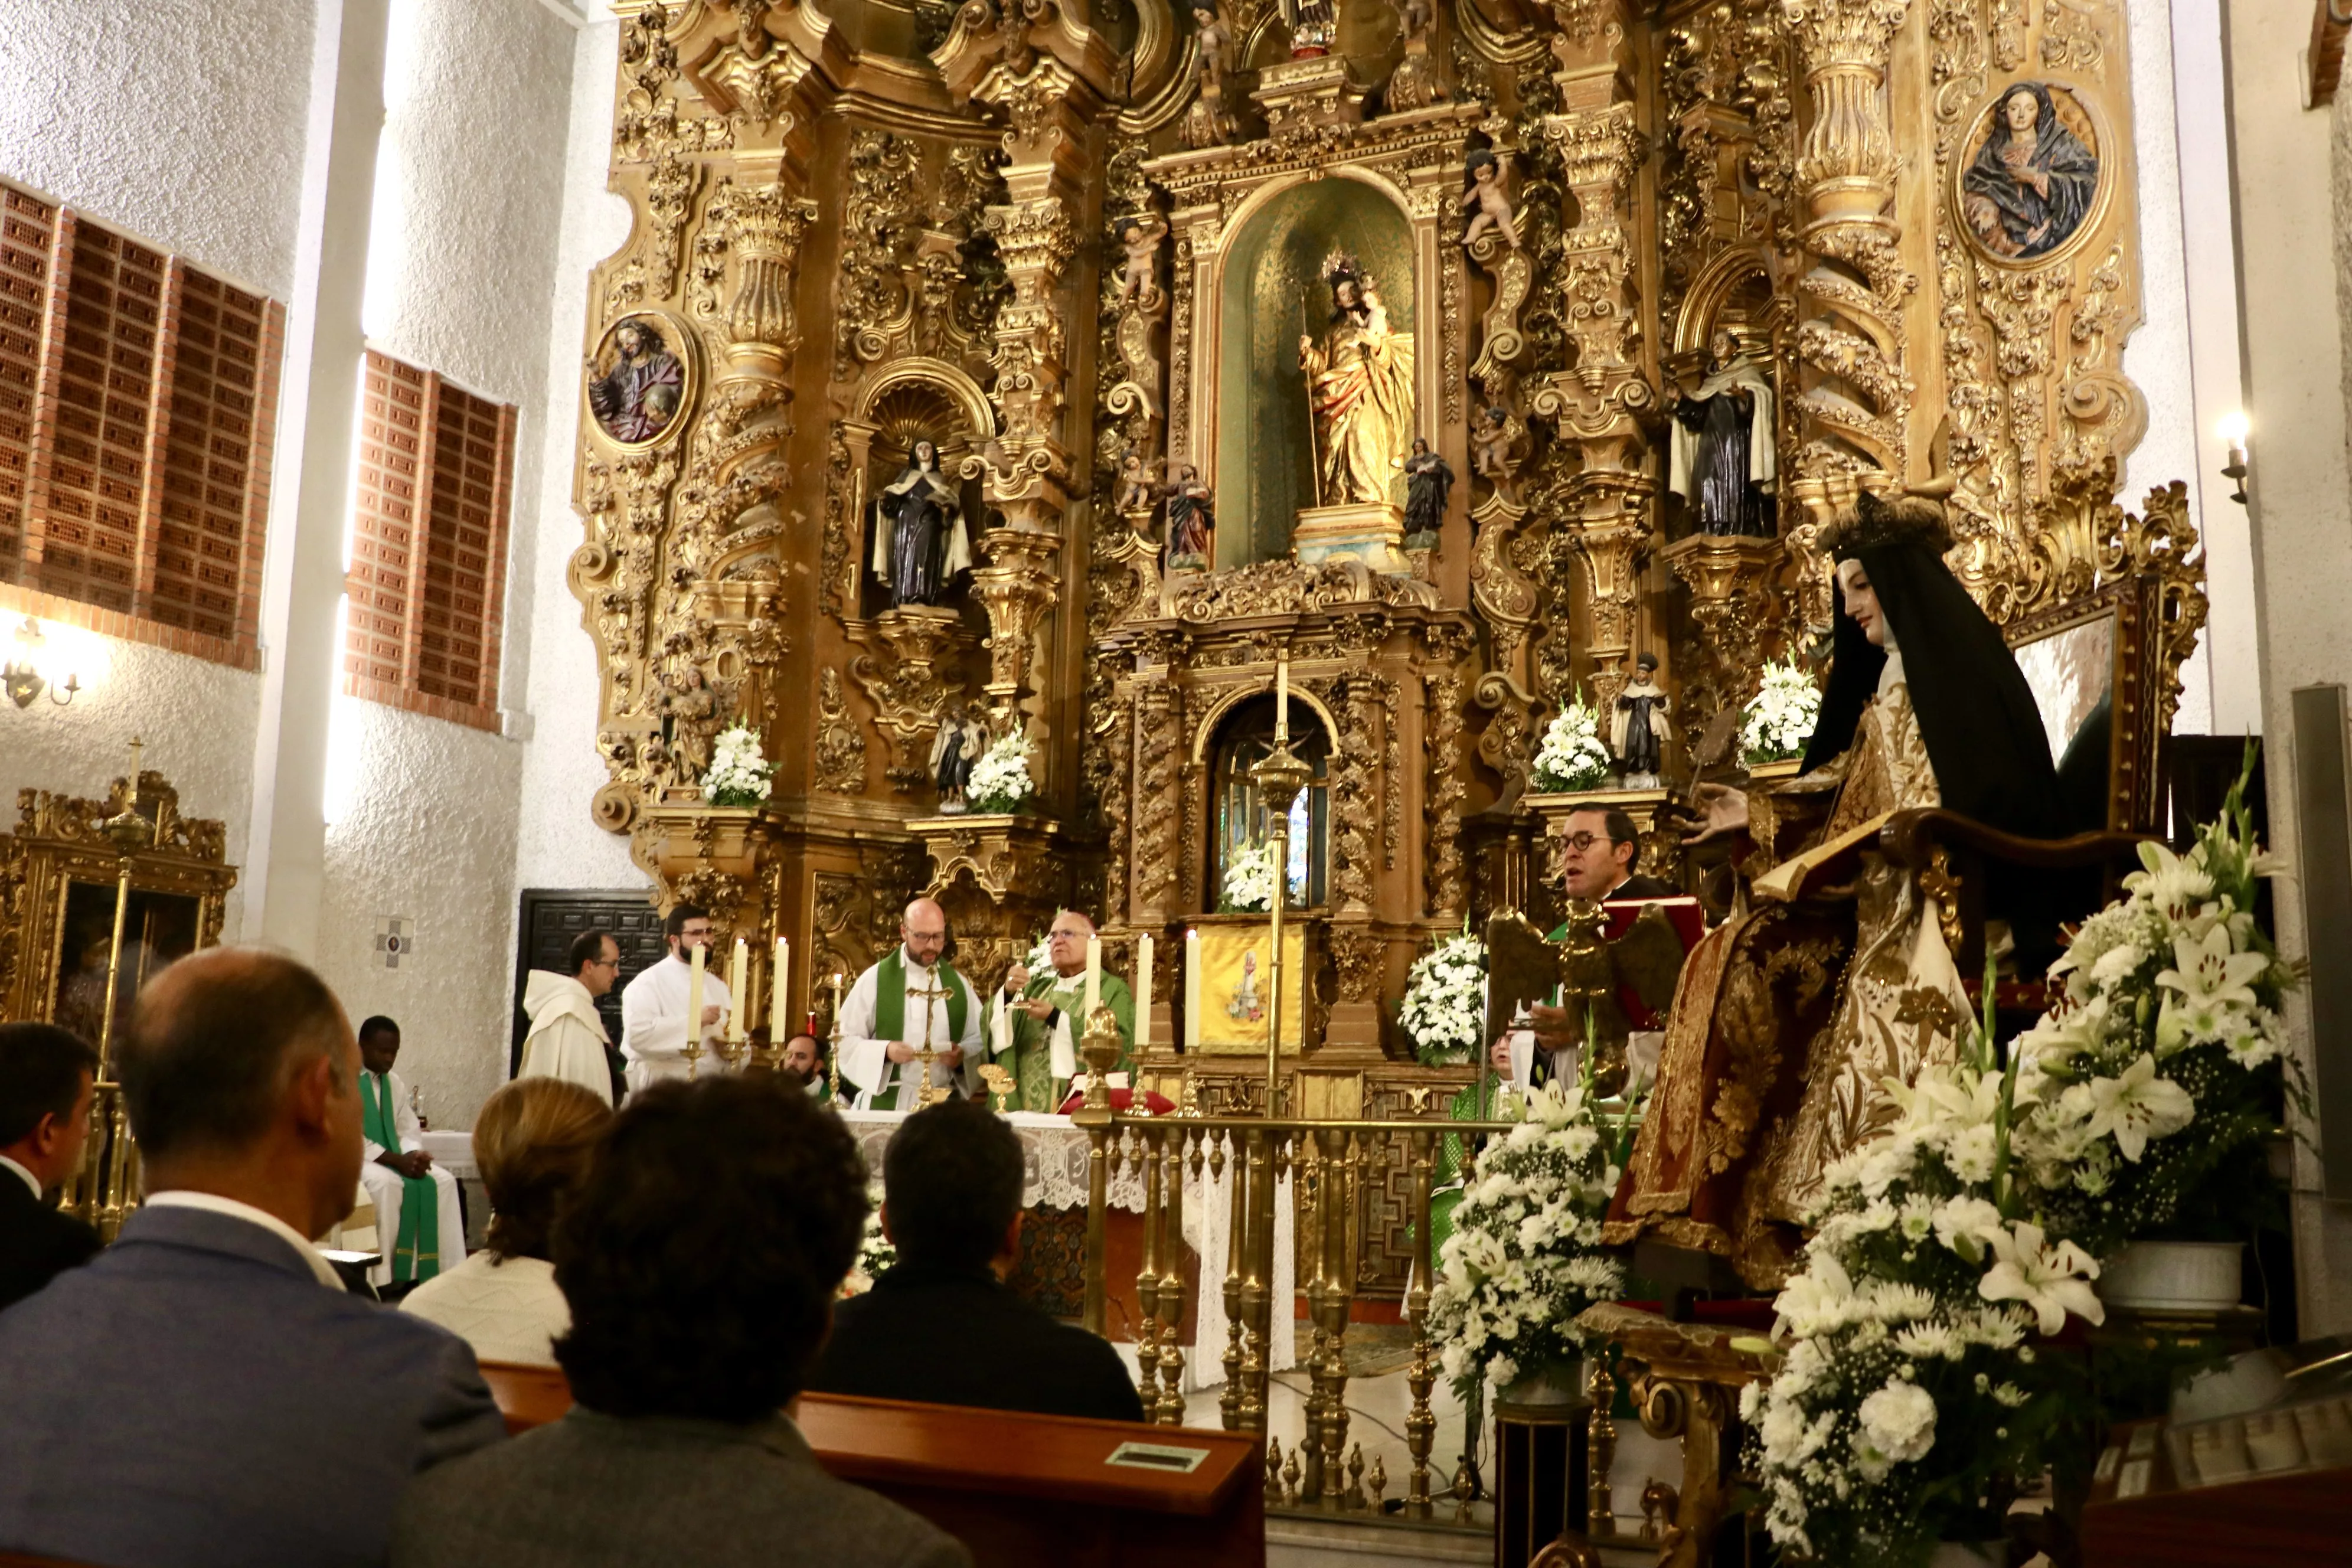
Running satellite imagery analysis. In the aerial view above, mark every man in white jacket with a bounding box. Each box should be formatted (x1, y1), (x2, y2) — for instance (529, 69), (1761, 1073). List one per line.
(518, 930), (622, 1106)
(618, 904), (733, 1095)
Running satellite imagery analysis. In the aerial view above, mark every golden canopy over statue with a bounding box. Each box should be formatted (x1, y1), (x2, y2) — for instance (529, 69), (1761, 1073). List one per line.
(1296, 254), (1415, 509)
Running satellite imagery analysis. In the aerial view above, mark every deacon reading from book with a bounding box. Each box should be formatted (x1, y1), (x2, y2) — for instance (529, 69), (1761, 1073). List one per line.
(619, 904), (733, 1094)
(838, 898), (984, 1110)
(1607, 488), (2060, 1288)
(987, 909), (1133, 1113)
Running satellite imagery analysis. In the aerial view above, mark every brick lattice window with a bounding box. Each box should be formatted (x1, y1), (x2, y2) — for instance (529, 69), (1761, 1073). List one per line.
(0, 179), (281, 664)
(344, 350), (514, 730)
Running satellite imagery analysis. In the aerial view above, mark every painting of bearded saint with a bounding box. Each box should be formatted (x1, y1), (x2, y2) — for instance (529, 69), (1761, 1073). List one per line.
(1298, 262), (1415, 508)
(1960, 82), (2100, 262)
(587, 315), (686, 443)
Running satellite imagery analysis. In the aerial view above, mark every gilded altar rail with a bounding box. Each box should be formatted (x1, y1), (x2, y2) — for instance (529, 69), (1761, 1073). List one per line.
(1070, 1010), (1518, 1518)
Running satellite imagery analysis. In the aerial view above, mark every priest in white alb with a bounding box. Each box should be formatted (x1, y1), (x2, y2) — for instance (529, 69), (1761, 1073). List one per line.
(988, 909), (1133, 1113)
(618, 904), (733, 1094)
(518, 929), (622, 1105)
(354, 1015), (465, 1290)
(838, 897), (983, 1110)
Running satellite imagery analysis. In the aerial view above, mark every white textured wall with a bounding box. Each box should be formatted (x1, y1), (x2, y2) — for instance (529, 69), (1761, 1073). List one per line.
(316, 0), (596, 1123)
(511, 8), (645, 897)
(0, 0), (315, 298)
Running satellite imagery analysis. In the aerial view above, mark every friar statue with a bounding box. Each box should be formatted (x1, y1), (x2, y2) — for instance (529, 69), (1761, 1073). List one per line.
(1668, 329), (1777, 537)
(988, 909), (1134, 1113)
(871, 440), (972, 607)
(1610, 654), (1671, 786)
(929, 698), (974, 812)
(1403, 437), (1453, 540)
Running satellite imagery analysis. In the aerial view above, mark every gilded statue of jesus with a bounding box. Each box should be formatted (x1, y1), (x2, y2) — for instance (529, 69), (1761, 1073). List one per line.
(1297, 257), (1415, 509)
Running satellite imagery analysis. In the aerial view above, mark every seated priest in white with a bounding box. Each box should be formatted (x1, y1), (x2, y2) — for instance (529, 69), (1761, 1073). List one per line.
(987, 908), (1132, 1113)
(618, 903), (733, 1095)
(403, 1076), (611, 1366)
(354, 1015), (465, 1290)
(520, 929), (623, 1106)
(838, 898), (982, 1110)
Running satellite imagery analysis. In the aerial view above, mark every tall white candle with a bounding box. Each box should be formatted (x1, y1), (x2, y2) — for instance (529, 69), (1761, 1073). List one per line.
(1083, 933), (1102, 1020)
(687, 943), (707, 1055)
(772, 937), (789, 1044)
(728, 938), (748, 1040)
(1275, 654), (1289, 736)
(1135, 932), (1154, 1051)
(1184, 929), (1201, 1050)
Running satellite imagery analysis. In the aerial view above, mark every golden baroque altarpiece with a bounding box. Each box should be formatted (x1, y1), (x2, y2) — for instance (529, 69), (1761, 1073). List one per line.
(571, 0), (2169, 1130)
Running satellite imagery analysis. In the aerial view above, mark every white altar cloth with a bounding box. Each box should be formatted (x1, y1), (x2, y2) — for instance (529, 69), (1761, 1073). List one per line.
(837, 1108), (1295, 1384)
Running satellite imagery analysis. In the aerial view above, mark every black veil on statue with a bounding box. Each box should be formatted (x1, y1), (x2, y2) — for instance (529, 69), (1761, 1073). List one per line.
(1798, 492), (2060, 841)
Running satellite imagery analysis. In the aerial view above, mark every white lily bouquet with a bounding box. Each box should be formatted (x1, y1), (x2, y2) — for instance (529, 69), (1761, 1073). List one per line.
(845, 1183), (894, 1297)
(1399, 923), (1487, 1067)
(1742, 656), (1822, 766)
(1530, 697), (1612, 793)
(1427, 1078), (1631, 1401)
(1221, 840), (1278, 913)
(1747, 1018), (2102, 1567)
(2008, 760), (2301, 1256)
(700, 721), (775, 807)
(965, 730), (1035, 814)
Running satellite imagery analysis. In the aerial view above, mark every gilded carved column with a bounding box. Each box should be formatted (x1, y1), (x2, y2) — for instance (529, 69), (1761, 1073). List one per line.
(937, 4), (1116, 730)
(1781, 0), (1914, 629)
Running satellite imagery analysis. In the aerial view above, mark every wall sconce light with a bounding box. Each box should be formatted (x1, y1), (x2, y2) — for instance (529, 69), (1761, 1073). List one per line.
(2219, 413), (2250, 506)
(2, 618), (79, 709)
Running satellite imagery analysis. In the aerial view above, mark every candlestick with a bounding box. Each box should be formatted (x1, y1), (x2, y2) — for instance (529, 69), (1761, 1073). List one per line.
(1084, 933), (1102, 1020)
(1135, 932), (1154, 1051)
(1184, 929), (1201, 1050)
(772, 937), (789, 1044)
(686, 943), (707, 1079)
(728, 938), (748, 1042)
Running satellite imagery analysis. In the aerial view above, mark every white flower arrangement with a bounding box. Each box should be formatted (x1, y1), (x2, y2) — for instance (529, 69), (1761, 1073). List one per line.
(1427, 1078), (1631, 1400)
(964, 730), (1035, 815)
(2007, 759), (2301, 1257)
(844, 1183), (894, 1297)
(1747, 1023), (2101, 1567)
(700, 721), (775, 807)
(1742, 656), (1822, 766)
(1399, 924), (1487, 1067)
(1530, 698), (1613, 793)
(1221, 839), (1278, 913)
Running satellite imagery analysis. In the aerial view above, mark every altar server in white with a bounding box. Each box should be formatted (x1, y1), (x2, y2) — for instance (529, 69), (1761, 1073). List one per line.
(518, 930), (622, 1106)
(618, 904), (733, 1095)
(355, 1017), (465, 1290)
(838, 897), (984, 1110)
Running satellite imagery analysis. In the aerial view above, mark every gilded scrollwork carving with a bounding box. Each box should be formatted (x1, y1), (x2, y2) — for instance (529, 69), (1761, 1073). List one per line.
(814, 666), (868, 795)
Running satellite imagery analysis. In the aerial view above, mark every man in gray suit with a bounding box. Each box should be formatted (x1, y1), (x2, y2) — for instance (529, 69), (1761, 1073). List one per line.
(0, 949), (507, 1568)
(393, 1075), (969, 1568)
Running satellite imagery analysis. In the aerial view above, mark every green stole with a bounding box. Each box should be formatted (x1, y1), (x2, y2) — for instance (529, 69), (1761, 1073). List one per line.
(1009, 969), (1134, 1113)
(361, 1072), (440, 1283)
(871, 949), (968, 1110)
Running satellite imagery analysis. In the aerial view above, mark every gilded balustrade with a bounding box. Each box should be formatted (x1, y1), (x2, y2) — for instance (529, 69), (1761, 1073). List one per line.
(1073, 1002), (1516, 1520)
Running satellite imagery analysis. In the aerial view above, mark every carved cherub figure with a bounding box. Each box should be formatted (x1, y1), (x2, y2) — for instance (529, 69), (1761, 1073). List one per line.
(1470, 404), (1517, 479)
(1396, 0), (1432, 38)
(1115, 449), (1164, 512)
(1461, 150), (1520, 251)
(1191, 0), (1231, 93)
(1114, 214), (1168, 310)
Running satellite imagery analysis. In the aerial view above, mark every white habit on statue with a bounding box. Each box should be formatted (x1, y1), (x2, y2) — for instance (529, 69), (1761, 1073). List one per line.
(837, 948), (984, 1110)
(355, 1067), (466, 1291)
(618, 954), (734, 1095)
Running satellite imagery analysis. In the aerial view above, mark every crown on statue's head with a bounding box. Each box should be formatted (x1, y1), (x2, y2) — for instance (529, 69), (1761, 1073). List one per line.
(1819, 485), (1955, 560)
(1321, 250), (1362, 288)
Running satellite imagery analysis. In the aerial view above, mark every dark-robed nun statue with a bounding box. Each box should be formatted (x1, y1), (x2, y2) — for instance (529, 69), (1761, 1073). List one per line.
(871, 440), (972, 608)
(1604, 488), (2062, 1289)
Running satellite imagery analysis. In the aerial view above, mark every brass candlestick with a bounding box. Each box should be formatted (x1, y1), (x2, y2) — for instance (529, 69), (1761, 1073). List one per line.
(1248, 691), (1312, 1120)
(825, 972), (848, 1105)
(79, 737), (153, 1239)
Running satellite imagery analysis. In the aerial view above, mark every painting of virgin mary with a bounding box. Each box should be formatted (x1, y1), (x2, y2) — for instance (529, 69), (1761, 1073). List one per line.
(1960, 82), (2100, 262)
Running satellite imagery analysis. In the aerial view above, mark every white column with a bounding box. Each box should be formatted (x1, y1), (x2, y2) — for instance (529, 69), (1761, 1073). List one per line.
(241, 0), (392, 955)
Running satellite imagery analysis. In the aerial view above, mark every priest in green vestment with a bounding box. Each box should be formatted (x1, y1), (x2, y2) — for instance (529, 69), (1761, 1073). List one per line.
(838, 898), (984, 1110)
(986, 909), (1134, 1113)
(353, 1017), (463, 1288)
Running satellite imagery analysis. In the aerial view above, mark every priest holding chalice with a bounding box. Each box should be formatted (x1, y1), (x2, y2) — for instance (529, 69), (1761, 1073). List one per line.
(989, 910), (1133, 1113)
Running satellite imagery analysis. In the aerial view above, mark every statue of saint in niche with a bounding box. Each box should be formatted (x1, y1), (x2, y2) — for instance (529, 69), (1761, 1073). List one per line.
(1402, 438), (1452, 540)
(1961, 82), (2100, 262)
(1611, 653), (1671, 786)
(1165, 465), (1215, 571)
(588, 316), (684, 443)
(1669, 329), (1777, 537)
(871, 440), (972, 609)
(1298, 257), (1415, 511)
